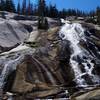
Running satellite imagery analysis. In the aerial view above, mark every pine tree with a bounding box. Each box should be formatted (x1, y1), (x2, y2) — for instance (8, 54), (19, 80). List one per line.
(48, 4), (58, 18)
(27, 0), (33, 15)
(17, 0), (21, 14)
(22, 0), (26, 15)
(0, 2), (2, 11)
(38, 0), (49, 29)
(5, 0), (16, 12)
(59, 9), (67, 18)
(38, 0), (46, 17)
(0, 0), (5, 11)
(45, 6), (49, 17)
(96, 7), (100, 24)
(33, 4), (38, 16)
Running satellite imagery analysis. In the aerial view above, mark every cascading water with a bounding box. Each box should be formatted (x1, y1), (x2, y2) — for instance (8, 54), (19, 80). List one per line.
(59, 19), (100, 87)
(0, 55), (24, 89)
(0, 44), (35, 91)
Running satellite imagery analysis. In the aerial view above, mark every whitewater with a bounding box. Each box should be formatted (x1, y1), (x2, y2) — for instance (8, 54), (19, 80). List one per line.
(59, 19), (100, 87)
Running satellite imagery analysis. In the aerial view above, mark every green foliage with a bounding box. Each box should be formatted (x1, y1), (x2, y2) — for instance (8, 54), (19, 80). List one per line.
(0, 0), (100, 22)
(85, 18), (97, 24)
(26, 0), (34, 15)
(17, 2), (21, 14)
(5, 0), (16, 12)
(38, 17), (49, 30)
(22, 0), (26, 15)
(38, 0), (46, 17)
(27, 0), (31, 15)
(96, 7), (100, 25)
(38, 0), (49, 30)
(0, 0), (5, 11)
(48, 4), (59, 18)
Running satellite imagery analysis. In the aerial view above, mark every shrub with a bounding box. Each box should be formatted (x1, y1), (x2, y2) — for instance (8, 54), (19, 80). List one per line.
(38, 17), (49, 30)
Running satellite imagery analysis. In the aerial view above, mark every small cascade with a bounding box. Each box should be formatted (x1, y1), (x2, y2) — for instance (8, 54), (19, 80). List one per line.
(59, 19), (100, 87)
(0, 43), (34, 90)
(0, 54), (24, 89)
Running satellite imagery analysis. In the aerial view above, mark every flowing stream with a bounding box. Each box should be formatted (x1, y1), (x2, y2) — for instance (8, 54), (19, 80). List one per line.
(59, 20), (100, 87)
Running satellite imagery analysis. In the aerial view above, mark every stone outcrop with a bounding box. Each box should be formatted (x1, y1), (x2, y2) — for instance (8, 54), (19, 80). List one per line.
(71, 88), (100, 100)
(3, 27), (73, 99)
(0, 12), (100, 99)
(0, 18), (29, 52)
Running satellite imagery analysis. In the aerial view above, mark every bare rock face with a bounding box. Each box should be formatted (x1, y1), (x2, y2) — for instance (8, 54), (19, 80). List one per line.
(0, 19), (29, 52)
(1, 12), (100, 99)
(5, 28), (73, 99)
(11, 55), (68, 99)
(0, 12), (60, 53)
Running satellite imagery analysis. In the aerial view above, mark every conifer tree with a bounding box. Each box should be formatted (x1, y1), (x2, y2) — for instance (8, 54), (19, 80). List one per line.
(17, 0), (21, 14)
(38, 0), (49, 29)
(0, 0), (5, 11)
(38, 0), (46, 17)
(27, 0), (33, 15)
(96, 7), (100, 24)
(22, 0), (26, 15)
(47, 4), (59, 18)
(5, 0), (16, 12)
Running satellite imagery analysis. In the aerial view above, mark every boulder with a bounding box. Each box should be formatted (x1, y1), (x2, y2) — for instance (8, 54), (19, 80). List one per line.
(0, 19), (29, 52)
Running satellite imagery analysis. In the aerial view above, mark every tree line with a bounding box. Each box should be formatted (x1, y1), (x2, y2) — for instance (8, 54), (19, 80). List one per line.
(0, 0), (100, 25)
(0, 0), (16, 12)
(0, 0), (97, 17)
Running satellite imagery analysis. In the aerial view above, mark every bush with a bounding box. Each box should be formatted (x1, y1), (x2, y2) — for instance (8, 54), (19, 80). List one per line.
(38, 17), (49, 30)
(85, 18), (97, 24)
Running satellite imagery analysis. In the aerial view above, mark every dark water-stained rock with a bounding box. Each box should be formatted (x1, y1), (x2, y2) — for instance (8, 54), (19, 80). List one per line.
(4, 27), (75, 99)
(57, 40), (75, 86)
(2, 21), (100, 99)
(92, 64), (100, 75)
(10, 55), (70, 99)
(58, 40), (71, 62)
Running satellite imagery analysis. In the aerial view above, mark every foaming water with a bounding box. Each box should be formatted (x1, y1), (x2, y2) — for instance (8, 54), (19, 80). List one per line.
(59, 20), (100, 86)
(0, 55), (24, 89)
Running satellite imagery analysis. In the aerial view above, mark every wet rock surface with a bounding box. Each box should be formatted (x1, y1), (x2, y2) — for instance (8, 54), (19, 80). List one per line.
(9, 27), (72, 99)
(0, 26), (71, 99)
(0, 13), (100, 99)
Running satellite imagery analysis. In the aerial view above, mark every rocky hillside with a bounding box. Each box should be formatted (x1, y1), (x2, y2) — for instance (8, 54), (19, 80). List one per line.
(0, 12), (100, 100)
(0, 11), (59, 53)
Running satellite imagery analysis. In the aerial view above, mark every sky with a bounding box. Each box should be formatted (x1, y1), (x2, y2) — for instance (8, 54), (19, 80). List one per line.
(14, 0), (100, 12)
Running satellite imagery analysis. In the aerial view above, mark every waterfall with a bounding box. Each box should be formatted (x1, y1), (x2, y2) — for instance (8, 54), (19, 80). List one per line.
(59, 19), (100, 87)
(0, 43), (34, 90)
(0, 55), (24, 89)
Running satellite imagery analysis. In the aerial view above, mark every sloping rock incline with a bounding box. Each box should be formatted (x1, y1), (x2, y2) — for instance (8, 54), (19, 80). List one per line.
(0, 18), (29, 52)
